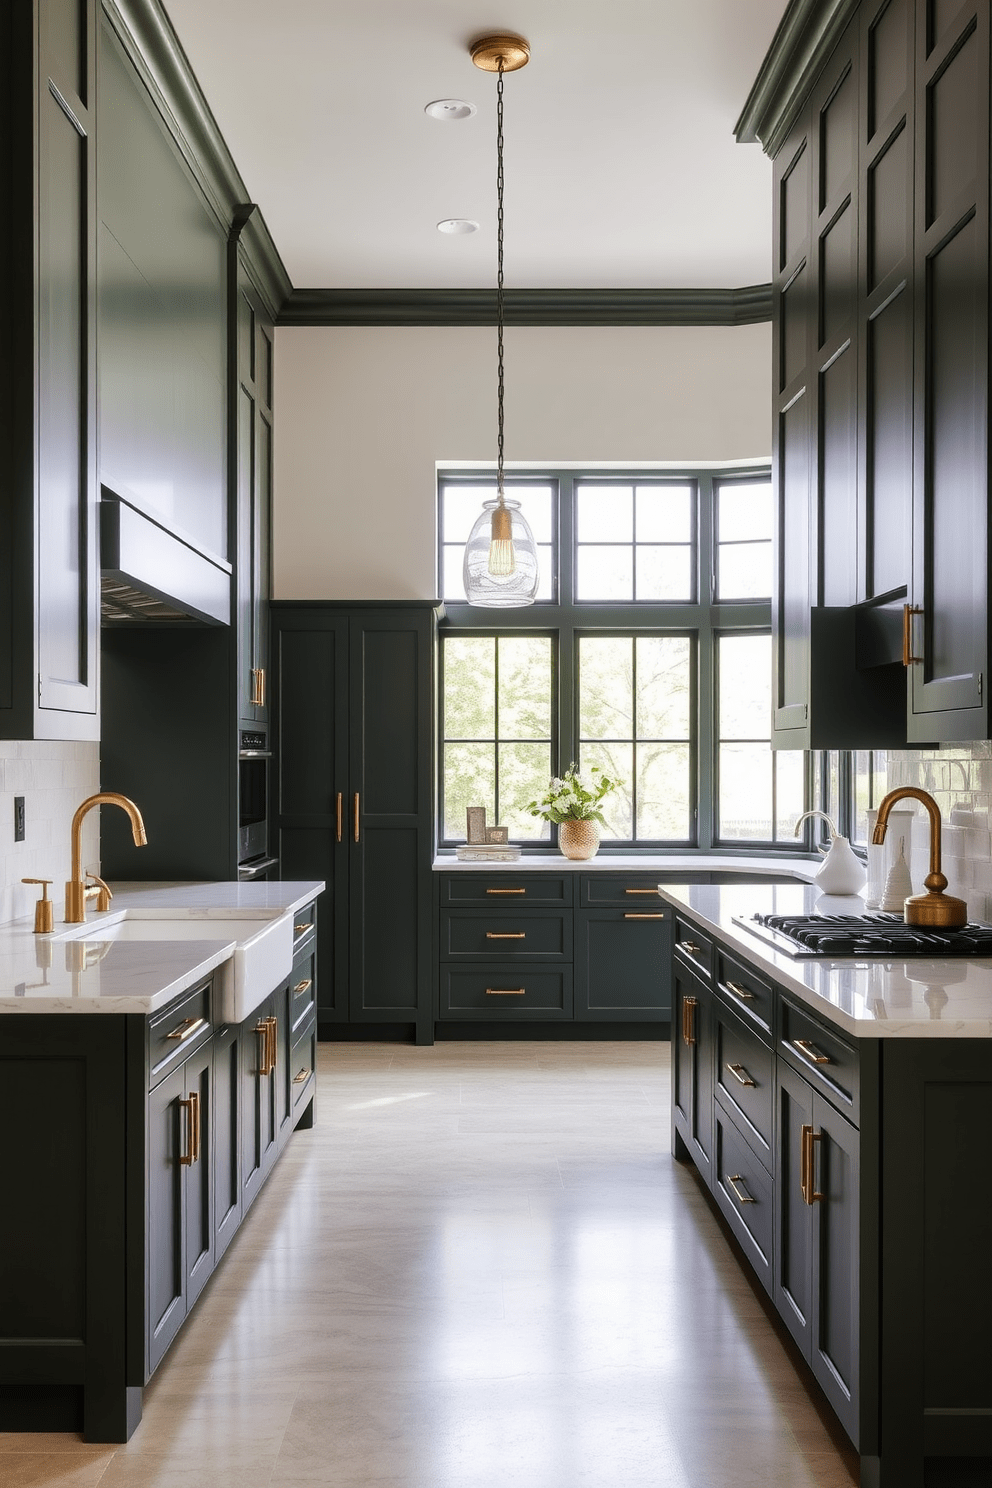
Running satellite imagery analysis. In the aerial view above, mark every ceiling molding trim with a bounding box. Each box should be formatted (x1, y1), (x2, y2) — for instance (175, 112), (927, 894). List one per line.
(734, 0), (860, 157)
(101, 0), (292, 314)
(278, 285), (773, 328)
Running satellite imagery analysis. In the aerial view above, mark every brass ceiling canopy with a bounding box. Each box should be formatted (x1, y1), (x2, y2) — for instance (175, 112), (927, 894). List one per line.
(470, 34), (530, 73)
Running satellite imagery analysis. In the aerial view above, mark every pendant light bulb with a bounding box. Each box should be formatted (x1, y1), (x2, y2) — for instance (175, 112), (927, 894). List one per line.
(488, 504), (516, 576)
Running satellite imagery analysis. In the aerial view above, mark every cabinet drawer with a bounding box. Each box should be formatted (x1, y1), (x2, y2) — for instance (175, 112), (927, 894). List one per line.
(780, 997), (859, 1122)
(714, 1003), (774, 1168)
(580, 875), (667, 907)
(148, 981), (212, 1090)
(715, 949), (774, 1039)
(442, 911), (570, 959)
(290, 1015), (316, 1112)
(291, 902), (317, 949)
(714, 1110), (773, 1293)
(674, 917), (712, 980)
(440, 966), (572, 1018)
(440, 874), (572, 906)
(290, 945), (316, 1033)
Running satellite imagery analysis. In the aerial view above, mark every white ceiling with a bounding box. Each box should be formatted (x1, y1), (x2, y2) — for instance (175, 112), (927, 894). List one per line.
(161, 0), (786, 291)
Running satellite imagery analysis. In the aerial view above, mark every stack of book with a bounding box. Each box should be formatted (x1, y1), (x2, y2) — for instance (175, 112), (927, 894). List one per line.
(455, 844), (522, 862)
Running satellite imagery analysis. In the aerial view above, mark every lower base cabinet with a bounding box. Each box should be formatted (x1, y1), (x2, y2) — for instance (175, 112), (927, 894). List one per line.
(0, 903), (319, 1444)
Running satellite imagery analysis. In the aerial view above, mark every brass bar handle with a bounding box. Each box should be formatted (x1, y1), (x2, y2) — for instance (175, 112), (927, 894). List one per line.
(485, 987), (527, 995)
(294, 921), (313, 935)
(680, 940), (701, 955)
(268, 1016), (278, 1074)
(167, 1016), (206, 1043)
(486, 887), (526, 895)
(683, 994), (697, 1046)
(903, 604), (924, 666)
(257, 668), (265, 707)
(486, 931), (526, 939)
(800, 1123), (812, 1205)
(179, 1096), (195, 1165)
(190, 1089), (201, 1164)
(250, 668), (260, 706)
(336, 792), (343, 843)
(624, 912), (666, 919)
(255, 1020), (271, 1076)
(723, 980), (755, 1001)
(293, 978), (313, 995)
(354, 792), (360, 843)
(809, 1129), (825, 1202)
(792, 1038), (831, 1066)
(293, 1067), (312, 1085)
(726, 1062), (756, 1087)
(726, 1174), (756, 1206)
(625, 888), (660, 895)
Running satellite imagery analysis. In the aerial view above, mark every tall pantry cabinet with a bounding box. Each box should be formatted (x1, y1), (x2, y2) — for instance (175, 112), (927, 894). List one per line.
(271, 604), (438, 1045)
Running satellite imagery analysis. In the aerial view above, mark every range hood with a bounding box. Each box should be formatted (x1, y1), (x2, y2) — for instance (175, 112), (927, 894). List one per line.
(101, 496), (231, 626)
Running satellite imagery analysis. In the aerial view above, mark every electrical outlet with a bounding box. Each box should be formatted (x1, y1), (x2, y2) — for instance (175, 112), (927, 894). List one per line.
(14, 796), (25, 842)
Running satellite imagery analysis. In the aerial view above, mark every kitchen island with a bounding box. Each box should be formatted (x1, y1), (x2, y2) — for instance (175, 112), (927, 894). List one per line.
(0, 879), (323, 1443)
(659, 881), (992, 1488)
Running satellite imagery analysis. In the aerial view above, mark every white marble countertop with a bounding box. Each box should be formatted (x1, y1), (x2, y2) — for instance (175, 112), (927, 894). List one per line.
(433, 853), (819, 877)
(0, 880), (324, 1015)
(658, 881), (992, 1039)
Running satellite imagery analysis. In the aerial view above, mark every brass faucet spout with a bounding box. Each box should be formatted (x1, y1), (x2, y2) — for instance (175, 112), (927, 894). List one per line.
(65, 792), (147, 923)
(871, 786), (965, 926)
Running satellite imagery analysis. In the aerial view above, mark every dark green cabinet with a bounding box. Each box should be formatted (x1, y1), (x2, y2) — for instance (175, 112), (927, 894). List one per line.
(1, 0), (100, 740)
(672, 959), (713, 1178)
(147, 1038), (213, 1376)
(763, 0), (992, 747)
(574, 908), (672, 1019)
(272, 604), (437, 1043)
(775, 1058), (860, 1445)
(233, 244), (274, 729)
(213, 1020), (242, 1261)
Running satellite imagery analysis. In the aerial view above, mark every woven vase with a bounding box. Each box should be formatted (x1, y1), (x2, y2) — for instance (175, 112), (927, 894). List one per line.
(558, 818), (600, 861)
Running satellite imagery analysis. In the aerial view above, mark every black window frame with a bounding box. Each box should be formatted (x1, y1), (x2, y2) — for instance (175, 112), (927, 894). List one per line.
(438, 466), (811, 856)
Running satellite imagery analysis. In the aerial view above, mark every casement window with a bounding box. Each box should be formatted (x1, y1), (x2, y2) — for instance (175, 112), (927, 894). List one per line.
(438, 468), (808, 851)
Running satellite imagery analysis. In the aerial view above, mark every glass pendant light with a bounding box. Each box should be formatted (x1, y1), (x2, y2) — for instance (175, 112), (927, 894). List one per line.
(463, 35), (539, 608)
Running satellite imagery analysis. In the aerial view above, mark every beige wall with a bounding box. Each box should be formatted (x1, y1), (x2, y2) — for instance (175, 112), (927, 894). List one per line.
(272, 322), (773, 600)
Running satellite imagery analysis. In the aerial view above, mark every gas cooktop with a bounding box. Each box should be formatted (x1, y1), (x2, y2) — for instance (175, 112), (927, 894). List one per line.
(732, 912), (992, 959)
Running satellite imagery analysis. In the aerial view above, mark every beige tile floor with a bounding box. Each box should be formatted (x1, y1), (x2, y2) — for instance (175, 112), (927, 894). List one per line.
(1, 1041), (859, 1487)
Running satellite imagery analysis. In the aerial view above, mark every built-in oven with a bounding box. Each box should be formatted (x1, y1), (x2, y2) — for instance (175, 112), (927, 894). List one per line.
(238, 729), (278, 879)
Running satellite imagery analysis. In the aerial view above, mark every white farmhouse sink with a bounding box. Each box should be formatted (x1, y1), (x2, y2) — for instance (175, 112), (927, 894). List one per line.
(55, 909), (295, 1023)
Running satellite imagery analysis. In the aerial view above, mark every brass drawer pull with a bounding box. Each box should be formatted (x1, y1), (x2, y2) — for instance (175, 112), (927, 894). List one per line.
(293, 978), (313, 995)
(179, 1090), (200, 1165)
(293, 1067), (312, 1085)
(167, 1016), (206, 1043)
(353, 792), (360, 843)
(256, 1018), (277, 1076)
(294, 922), (312, 935)
(486, 987), (527, 995)
(723, 980), (755, 1001)
(625, 888), (660, 895)
(486, 932), (526, 939)
(682, 994), (697, 1046)
(726, 1173), (755, 1206)
(800, 1125), (825, 1205)
(268, 1016), (278, 1073)
(726, 1062), (756, 1088)
(336, 792), (343, 843)
(792, 1037), (831, 1066)
(487, 887), (526, 894)
(680, 940), (701, 955)
(624, 912), (666, 919)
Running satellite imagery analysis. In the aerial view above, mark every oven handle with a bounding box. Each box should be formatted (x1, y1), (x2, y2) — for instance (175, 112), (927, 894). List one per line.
(239, 750), (273, 759)
(238, 855), (280, 881)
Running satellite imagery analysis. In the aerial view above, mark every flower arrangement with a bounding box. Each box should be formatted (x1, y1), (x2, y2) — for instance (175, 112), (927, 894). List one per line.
(526, 764), (622, 826)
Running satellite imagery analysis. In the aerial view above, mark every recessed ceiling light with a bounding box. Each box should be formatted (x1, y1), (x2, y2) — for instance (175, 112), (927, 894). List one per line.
(437, 219), (479, 235)
(424, 98), (477, 121)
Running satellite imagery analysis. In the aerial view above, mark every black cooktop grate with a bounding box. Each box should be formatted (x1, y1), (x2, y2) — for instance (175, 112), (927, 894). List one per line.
(744, 912), (992, 957)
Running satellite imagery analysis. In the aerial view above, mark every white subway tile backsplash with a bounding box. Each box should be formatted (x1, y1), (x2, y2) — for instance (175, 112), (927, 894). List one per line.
(0, 742), (100, 925)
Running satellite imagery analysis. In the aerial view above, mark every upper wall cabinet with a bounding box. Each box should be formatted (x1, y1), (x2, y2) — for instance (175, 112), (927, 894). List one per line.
(762, 0), (991, 747)
(98, 25), (228, 570)
(0, 0), (100, 740)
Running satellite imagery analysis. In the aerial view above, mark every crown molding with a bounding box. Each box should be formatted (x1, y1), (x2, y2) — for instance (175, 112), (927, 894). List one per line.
(278, 285), (772, 328)
(734, 0), (860, 157)
(101, 0), (291, 315)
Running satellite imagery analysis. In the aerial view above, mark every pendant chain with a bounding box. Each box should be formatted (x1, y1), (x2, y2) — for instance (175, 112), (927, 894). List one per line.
(496, 58), (506, 507)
